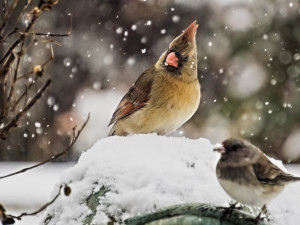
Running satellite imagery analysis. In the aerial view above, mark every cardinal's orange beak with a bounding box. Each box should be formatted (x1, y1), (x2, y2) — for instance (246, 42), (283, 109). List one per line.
(181, 20), (198, 41)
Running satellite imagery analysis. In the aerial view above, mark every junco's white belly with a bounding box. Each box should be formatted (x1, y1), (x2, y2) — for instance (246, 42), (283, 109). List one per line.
(218, 178), (283, 207)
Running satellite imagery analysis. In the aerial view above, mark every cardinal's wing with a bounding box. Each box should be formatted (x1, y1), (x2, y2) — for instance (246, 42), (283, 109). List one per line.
(108, 68), (154, 126)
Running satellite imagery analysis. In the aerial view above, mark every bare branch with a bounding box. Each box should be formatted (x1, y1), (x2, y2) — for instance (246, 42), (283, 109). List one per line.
(0, 1), (42, 65)
(0, 79), (52, 138)
(0, 37), (22, 65)
(0, 0), (18, 34)
(13, 43), (54, 109)
(0, 53), (15, 80)
(0, 114), (90, 179)
(27, 15), (72, 37)
(7, 184), (65, 220)
(5, 40), (26, 107)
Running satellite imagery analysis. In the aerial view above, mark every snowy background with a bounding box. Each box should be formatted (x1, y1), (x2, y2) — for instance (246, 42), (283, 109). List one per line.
(1, 0), (300, 162)
(1, 0), (300, 224)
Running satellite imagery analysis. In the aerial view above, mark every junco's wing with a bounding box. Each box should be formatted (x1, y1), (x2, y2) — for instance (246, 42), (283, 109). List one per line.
(252, 154), (300, 185)
(108, 69), (154, 126)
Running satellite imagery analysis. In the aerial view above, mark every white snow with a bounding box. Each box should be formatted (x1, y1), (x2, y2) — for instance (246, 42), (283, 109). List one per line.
(42, 134), (300, 225)
(0, 162), (74, 225)
(160, 29), (166, 34)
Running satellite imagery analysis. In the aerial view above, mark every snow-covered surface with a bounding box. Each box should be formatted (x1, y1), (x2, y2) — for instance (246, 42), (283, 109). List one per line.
(0, 162), (74, 225)
(42, 134), (300, 225)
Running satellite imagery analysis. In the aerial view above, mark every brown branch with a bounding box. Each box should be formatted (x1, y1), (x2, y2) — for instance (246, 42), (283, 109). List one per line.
(0, 113), (90, 179)
(0, 1), (41, 65)
(0, 28), (18, 43)
(13, 43), (54, 109)
(0, 52), (12, 117)
(0, 53), (15, 80)
(7, 184), (64, 220)
(27, 15), (72, 37)
(34, 32), (70, 37)
(14, 74), (38, 107)
(5, 40), (25, 106)
(16, 43), (54, 81)
(13, 0), (32, 33)
(0, 79), (52, 138)
(0, 0), (18, 35)
(0, 0), (65, 64)
(0, 1), (32, 44)
(0, 38), (21, 65)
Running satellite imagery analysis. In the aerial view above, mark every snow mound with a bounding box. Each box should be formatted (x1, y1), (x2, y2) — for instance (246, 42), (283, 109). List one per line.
(41, 134), (300, 225)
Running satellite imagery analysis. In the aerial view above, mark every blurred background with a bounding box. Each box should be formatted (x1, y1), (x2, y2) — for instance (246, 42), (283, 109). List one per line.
(1, 0), (300, 163)
(1, 0), (300, 224)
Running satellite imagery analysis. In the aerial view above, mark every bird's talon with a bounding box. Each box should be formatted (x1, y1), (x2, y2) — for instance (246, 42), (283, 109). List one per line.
(219, 202), (238, 224)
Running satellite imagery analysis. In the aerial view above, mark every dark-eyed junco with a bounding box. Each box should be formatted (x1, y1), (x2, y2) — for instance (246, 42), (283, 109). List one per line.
(214, 137), (300, 219)
(108, 21), (200, 136)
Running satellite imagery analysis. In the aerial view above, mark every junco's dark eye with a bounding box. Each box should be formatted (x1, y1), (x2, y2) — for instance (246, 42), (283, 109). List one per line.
(231, 144), (241, 151)
(183, 55), (189, 61)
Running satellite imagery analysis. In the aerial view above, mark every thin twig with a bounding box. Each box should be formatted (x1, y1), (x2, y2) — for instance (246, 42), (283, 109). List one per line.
(0, 79), (52, 138)
(0, 0), (31, 43)
(7, 184), (64, 220)
(13, 0), (32, 33)
(0, 37), (22, 65)
(34, 32), (70, 37)
(5, 40), (25, 106)
(26, 15), (72, 37)
(0, 0), (18, 35)
(0, 53), (15, 80)
(0, 113), (90, 179)
(14, 74), (38, 107)
(0, 0), (40, 65)
(14, 43), (54, 108)
(0, 28), (18, 43)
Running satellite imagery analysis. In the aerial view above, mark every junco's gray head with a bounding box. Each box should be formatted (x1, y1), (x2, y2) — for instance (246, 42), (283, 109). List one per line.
(213, 137), (260, 167)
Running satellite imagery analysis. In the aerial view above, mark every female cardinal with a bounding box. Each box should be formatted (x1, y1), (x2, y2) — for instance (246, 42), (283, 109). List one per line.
(109, 21), (200, 136)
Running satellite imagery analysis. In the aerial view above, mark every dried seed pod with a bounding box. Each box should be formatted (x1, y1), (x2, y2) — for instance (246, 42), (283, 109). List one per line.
(33, 65), (43, 77)
(64, 185), (71, 196)
(30, 7), (42, 18)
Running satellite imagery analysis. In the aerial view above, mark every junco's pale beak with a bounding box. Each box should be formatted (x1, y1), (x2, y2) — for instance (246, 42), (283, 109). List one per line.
(213, 143), (226, 153)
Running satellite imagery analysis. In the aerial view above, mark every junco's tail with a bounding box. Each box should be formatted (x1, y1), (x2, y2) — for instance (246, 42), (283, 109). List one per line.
(288, 176), (300, 182)
(277, 175), (300, 183)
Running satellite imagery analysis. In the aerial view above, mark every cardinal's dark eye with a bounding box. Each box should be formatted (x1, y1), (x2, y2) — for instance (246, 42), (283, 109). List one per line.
(167, 49), (175, 54)
(183, 55), (189, 61)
